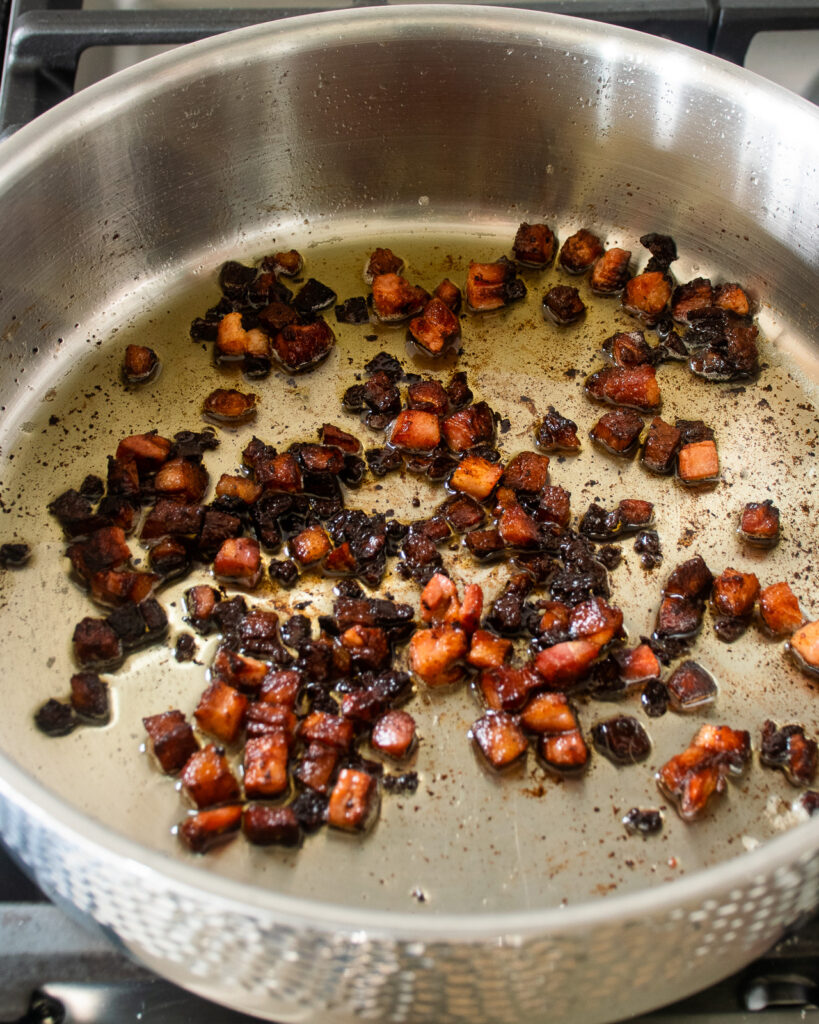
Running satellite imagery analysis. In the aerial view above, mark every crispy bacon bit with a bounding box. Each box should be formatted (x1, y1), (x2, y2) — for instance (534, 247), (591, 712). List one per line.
(293, 278), (337, 317)
(534, 485), (572, 528)
(371, 710), (417, 760)
(678, 439), (719, 485)
(714, 282), (751, 316)
(450, 455), (503, 501)
(340, 624), (391, 671)
(602, 330), (652, 368)
(181, 744), (240, 808)
(243, 804), (301, 846)
(789, 620), (819, 677)
(467, 629), (513, 669)
(666, 555), (714, 600)
(534, 638), (600, 691)
(439, 494), (485, 533)
(266, 249), (303, 277)
(712, 568), (759, 620)
(569, 596), (624, 648)
(409, 297), (461, 355)
(203, 388), (257, 423)
(615, 643), (661, 685)
(243, 734), (290, 798)
(590, 409), (644, 455)
(585, 364), (661, 411)
(328, 768), (380, 831)
(622, 271), (672, 323)
(290, 525), (332, 566)
(434, 278), (462, 313)
(592, 715), (651, 765)
(761, 720), (817, 787)
(371, 273), (428, 322)
(538, 729), (589, 774)
(667, 660), (717, 711)
(740, 500), (780, 546)
(591, 248), (631, 294)
(658, 724), (751, 820)
(466, 258), (526, 311)
(471, 711), (528, 769)
(123, 344), (159, 383)
(72, 616), (122, 668)
(389, 409), (441, 452)
(154, 458), (208, 504)
(179, 805), (242, 853)
(536, 406), (580, 452)
(149, 539), (188, 579)
(641, 417), (681, 474)
(272, 319), (334, 372)
(115, 432), (172, 468)
(537, 601), (571, 641)
(442, 402), (496, 452)
(559, 229), (603, 274)
(213, 537), (262, 588)
(513, 222), (556, 267)
(671, 278), (714, 324)
(408, 623), (468, 687)
(759, 582), (803, 635)
(543, 285), (585, 325)
(365, 247), (403, 282)
(141, 500), (203, 542)
(194, 679), (248, 744)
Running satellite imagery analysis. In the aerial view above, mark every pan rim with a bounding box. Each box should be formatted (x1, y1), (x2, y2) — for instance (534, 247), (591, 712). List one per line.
(1, 3), (819, 938)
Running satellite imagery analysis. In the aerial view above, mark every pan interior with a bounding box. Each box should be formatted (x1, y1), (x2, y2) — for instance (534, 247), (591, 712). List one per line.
(1, 214), (817, 916)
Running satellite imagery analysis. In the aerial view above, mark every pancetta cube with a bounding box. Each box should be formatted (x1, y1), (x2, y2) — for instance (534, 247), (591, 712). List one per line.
(294, 741), (339, 793)
(478, 664), (537, 712)
(272, 320), (335, 371)
(498, 505), (540, 548)
(407, 379), (450, 416)
(371, 273), (428, 321)
(614, 643), (661, 685)
(299, 711), (354, 752)
(789, 620), (819, 677)
(465, 529), (505, 560)
(471, 711), (528, 769)
(534, 639), (599, 690)
(534, 485), (571, 527)
(389, 410), (441, 452)
(143, 710), (199, 774)
(467, 629), (513, 669)
(559, 229), (603, 274)
(340, 624), (391, 671)
(212, 647), (267, 694)
(513, 222), (556, 267)
(328, 768), (380, 831)
(123, 344), (159, 383)
(568, 597), (624, 648)
(712, 568), (759, 619)
(760, 720), (817, 787)
(739, 500), (780, 546)
(501, 452), (550, 494)
(585, 365), (660, 411)
(213, 537), (262, 588)
(179, 805), (242, 853)
(667, 660), (717, 711)
(243, 733), (290, 798)
(72, 617), (122, 668)
(466, 258), (525, 311)
(678, 440), (719, 484)
(622, 271), (672, 322)
(254, 452), (303, 493)
(291, 525), (332, 566)
(154, 458), (208, 504)
(714, 282), (751, 316)
(641, 417), (681, 474)
(181, 744), (241, 808)
(449, 455), (503, 501)
(242, 804), (301, 846)
(115, 432), (172, 468)
(536, 407), (580, 452)
(520, 692), (578, 734)
(409, 297), (460, 355)
(408, 624), (468, 687)
(215, 474), (262, 505)
(371, 710), (417, 760)
(590, 409), (645, 454)
(590, 248), (632, 294)
(259, 668), (303, 708)
(538, 729), (589, 774)
(365, 247), (403, 281)
(442, 402), (495, 451)
(194, 679), (248, 743)
(759, 582), (803, 635)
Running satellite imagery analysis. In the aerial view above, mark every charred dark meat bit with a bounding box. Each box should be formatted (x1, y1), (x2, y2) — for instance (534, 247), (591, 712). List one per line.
(218, 259), (256, 299)
(319, 423), (362, 455)
(407, 379), (449, 416)
(257, 301), (299, 333)
(471, 711), (528, 769)
(445, 371), (472, 410)
(622, 808), (663, 836)
(197, 508), (243, 561)
(533, 485), (571, 528)
(334, 296), (370, 324)
(657, 724), (751, 821)
(686, 308), (759, 381)
(72, 617), (123, 668)
(641, 417), (681, 475)
(760, 720), (818, 787)
(123, 344), (160, 384)
(179, 806), (242, 853)
(622, 272), (672, 324)
(639, 232), (677, 272)
(439, 494), (485, 533)
(739, 500), (780, 547)
(634, 530), (662, 570)
(202, 388), (257, 423)
(292, 278), (337, 317)
(272, 319), (334, 372)
(242, 805), (301, 847)
(602, 330), (652, 367)
(667, 660), (717, 712)
(549, 538), (609, 608)
(759, 582), (803, 636)
(68, 526), (131, 581)
(654, 555), (713, 643)
(788, 621), (819, 678)
(641, 678), (669, 718)
(175, 634), (197, 662)
(34, 698), (76, 737)
(48, 489), (108, 539)
(589, 409), (645, 456)
(465, 529), (505, 561)
(409, 298), (461, 355)
(677, 439), (719, 485)
(590, 248), (631, 294)
(382, 771), (419, 794)
(513, 222), (556, 267)
(585, 364), (661, 411)
(559, 229), (603, 274)
(69, 671), (109, 722)
(466, 258), (526, 311)
(591, 716), (651, 765)
(143, 710), (199, 774)
(365, 247), (403, 282)
(671, 278), (714, 324)
(536, 406), (580, 453)
(542, 285), (585, 325)
(328, 768), (380, 831)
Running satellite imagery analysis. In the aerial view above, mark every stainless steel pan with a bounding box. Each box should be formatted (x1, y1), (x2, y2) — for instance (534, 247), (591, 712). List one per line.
(0, 7), (818, 1022)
